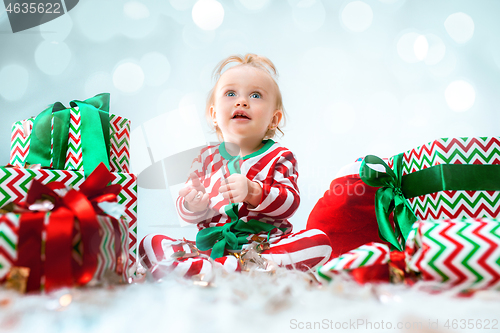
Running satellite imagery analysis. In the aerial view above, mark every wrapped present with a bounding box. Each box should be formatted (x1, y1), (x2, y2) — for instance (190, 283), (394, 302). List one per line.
(406, 218), (500, 289)
(316, 242), (409, 285)
(360, 137), (500, 250)
(317, 218), (500, 290)
(0, 164), (137, 275)
(9, 93), (130, 174)
(0, 164), (130, 292)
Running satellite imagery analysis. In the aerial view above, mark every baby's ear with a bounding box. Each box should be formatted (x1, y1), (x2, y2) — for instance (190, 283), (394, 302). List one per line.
(272, 109), (283, 126)
(209, 105), (216, 119)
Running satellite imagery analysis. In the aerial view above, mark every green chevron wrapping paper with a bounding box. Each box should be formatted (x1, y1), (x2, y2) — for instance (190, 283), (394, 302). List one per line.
(0, 166), (138, 276)
(9, 111), (130, 173)
(316, 242), (393, 282)
(406, 218), (500, 289)
(388, 137), (500, 220)
(0, 212), (129, 288)
(317, 218), (500, 290)
(9, 118), (33, 168)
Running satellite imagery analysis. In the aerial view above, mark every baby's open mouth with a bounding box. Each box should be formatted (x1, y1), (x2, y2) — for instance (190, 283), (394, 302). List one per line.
(232, 112), (250, 119)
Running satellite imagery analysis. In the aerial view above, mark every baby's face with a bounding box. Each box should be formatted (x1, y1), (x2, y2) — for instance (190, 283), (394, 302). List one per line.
(211, 65), (280, 144)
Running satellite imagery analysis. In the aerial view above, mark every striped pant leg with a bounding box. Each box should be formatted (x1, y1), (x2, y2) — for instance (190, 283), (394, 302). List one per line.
(261, 229), (332, 271)
(151, 257), (214, 280)
(139, 233), (195, 269)
(139, 233), (241, 278)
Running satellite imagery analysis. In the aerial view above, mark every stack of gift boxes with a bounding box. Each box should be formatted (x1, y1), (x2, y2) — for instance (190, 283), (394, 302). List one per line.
(0, 93), (137, 292)
(318, 137), (500, 291)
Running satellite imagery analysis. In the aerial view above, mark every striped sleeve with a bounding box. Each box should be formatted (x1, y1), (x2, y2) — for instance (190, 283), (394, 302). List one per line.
(175, 149), (210, 224)
(247, 150), (300, 219)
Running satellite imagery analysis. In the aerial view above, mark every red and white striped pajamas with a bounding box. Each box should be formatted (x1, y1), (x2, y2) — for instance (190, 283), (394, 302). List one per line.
(139, 140), (331, 278)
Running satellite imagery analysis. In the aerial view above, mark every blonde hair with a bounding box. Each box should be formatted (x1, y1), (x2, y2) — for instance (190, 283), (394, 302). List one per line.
(206, 54), (286, 141)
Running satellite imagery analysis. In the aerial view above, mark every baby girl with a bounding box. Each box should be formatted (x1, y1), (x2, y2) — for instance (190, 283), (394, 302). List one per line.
(140, 54), (332, 277)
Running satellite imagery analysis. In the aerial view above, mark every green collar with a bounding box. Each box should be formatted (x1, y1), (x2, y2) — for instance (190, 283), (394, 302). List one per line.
(219, 139), (275, 161)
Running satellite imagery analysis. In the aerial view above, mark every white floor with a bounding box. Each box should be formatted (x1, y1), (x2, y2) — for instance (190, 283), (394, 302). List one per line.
(1, 269), (499, 333)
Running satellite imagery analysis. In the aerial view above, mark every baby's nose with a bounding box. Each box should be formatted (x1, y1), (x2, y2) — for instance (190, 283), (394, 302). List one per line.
(235, 100), (248, 107)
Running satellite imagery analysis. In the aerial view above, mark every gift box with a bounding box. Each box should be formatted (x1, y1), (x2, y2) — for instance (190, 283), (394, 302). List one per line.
(360, 137), (500, 250)
(0, 164), (132, 292)
(316, 242), (408, 284)
(0, 165), (137, 276)
(391, 137), (500, 220)
(9, 93), (130, 174)
(406, 218), (500, 289)
(317, 218), (500, 290)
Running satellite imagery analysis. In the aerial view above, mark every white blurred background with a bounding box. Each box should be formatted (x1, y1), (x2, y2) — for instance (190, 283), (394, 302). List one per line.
(1, 0), (499, 243)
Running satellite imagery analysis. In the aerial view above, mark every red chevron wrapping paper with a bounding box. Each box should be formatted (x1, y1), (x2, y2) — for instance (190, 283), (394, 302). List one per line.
(109, 114), (130, 173)
(0, 166), (138, 276)
(388, 137), (500, 220)
(406, 218), (500, 289)
(0, 212), (128, 288)
(9, 119), (33, 168)
(9, 111), (131, 173)
(317, 218), (500, 290)
(316, 242), (398, 284)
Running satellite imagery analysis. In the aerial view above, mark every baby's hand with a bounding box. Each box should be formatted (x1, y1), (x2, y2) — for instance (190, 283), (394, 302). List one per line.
(179, 173), (210, 212)
(219, 174), (254, 204)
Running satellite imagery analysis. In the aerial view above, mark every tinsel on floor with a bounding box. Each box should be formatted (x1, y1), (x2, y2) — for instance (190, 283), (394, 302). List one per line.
(1, 267), (499, 333)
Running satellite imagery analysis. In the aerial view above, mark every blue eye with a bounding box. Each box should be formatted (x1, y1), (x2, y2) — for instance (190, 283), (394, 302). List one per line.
(250, 92), (261, 99)
(226, 91), (236, 97)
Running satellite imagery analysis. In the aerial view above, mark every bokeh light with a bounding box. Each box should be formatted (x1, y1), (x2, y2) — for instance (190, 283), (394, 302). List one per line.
(397, 31), (421, 63)
(140, 52), (171, 87)
(236, 0), (270, 11)
(170, 0), (197, 11)
(444, 12), (474, 44)
(424, 34), (446, 65)
(291, 0), (326, 33)
(0, 65), (29, 101)
(413, 35), (428, 61)
(192, 0), (224, 30)
(428, 50), (456, 77)
(84, 71), (114, 98)
(75, 0), (120, 42)
(218, 29), (249, 57)
(183, 23), (216, 49)
(124, 1), (150, 20)
(35, 41), (72, 76)
(40, 12), (73, 42)
(121, 1), (157, 39)
(113, 62), (145, 93)
(341, 1), (373, 33)
(445, 80), (475, 112)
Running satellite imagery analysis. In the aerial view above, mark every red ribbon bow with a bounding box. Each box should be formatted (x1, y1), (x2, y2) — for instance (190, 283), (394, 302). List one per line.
(15, 163), (123, 292)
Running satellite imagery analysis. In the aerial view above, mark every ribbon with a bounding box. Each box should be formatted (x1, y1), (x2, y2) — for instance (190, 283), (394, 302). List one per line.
(360, 154), (500, 251)
(196, 204), (279, 259)
(26, 93), (111, 177)
(15, 163), (123, 292)
(360, 154), (417, 251)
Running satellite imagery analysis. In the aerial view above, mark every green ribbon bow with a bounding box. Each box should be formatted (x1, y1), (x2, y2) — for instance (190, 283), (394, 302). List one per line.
(360, 154), (417, 251)
(196, 139), (284, 259)
(196, 204), (278, 259)
(26, 93), (111, 177)
(360, 152), (500, 251)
